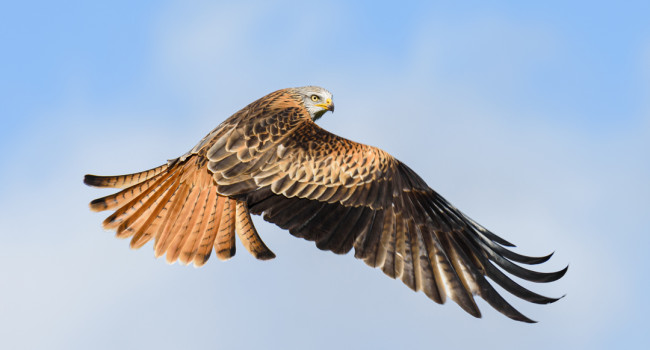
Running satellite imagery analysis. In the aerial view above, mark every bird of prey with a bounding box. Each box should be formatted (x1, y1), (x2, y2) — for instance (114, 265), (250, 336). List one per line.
(85, 86), (566, 323)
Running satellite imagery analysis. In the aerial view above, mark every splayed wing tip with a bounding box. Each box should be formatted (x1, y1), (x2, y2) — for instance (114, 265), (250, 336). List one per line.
(547, 265), (569, 282)
(547, 293), (566, 304)
(527, 251), (555, 265)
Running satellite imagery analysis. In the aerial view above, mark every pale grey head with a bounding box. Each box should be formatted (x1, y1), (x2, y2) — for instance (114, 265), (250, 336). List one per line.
(291, 86), (334, 121)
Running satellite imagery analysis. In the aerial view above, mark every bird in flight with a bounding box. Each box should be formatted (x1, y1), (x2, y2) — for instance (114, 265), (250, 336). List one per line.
(85, 86), (566, 322)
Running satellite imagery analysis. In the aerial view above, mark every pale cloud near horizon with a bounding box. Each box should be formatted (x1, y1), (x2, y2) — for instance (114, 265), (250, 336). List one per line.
(1, 2), (648, 349)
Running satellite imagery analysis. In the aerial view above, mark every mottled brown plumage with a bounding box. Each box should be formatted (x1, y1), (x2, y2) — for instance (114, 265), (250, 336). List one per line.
(85, 86), (566, 322)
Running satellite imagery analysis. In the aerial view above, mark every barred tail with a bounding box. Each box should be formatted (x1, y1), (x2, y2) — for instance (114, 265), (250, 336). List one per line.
(84, 164), (169, 189)
(84, 156), (274, 267)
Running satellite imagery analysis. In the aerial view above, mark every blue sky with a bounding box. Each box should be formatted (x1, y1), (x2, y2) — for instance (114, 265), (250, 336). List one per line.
(1, 1), (649, 349)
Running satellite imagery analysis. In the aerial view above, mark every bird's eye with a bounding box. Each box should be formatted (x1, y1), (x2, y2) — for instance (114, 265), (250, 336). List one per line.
(311, 95), (320, 102)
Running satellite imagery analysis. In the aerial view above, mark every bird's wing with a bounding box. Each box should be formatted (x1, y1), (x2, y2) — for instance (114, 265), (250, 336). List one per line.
(204, 104), (566, 322)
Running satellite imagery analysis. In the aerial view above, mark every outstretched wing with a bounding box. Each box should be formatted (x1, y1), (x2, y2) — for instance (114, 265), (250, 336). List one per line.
(203, 97), (566, 322)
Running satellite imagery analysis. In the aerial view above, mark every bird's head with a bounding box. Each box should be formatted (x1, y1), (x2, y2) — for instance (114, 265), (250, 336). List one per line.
(292, 86), (334, 121)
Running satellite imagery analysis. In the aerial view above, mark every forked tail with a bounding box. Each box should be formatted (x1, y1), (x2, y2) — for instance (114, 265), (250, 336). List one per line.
(84, 157), (274, 266)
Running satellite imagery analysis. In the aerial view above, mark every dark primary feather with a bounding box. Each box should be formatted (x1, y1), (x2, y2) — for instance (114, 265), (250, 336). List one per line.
(85, 87), (566, 323)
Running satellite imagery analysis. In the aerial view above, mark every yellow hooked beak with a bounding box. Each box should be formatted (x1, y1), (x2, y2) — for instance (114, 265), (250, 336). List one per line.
(315, 98), (334, 112)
